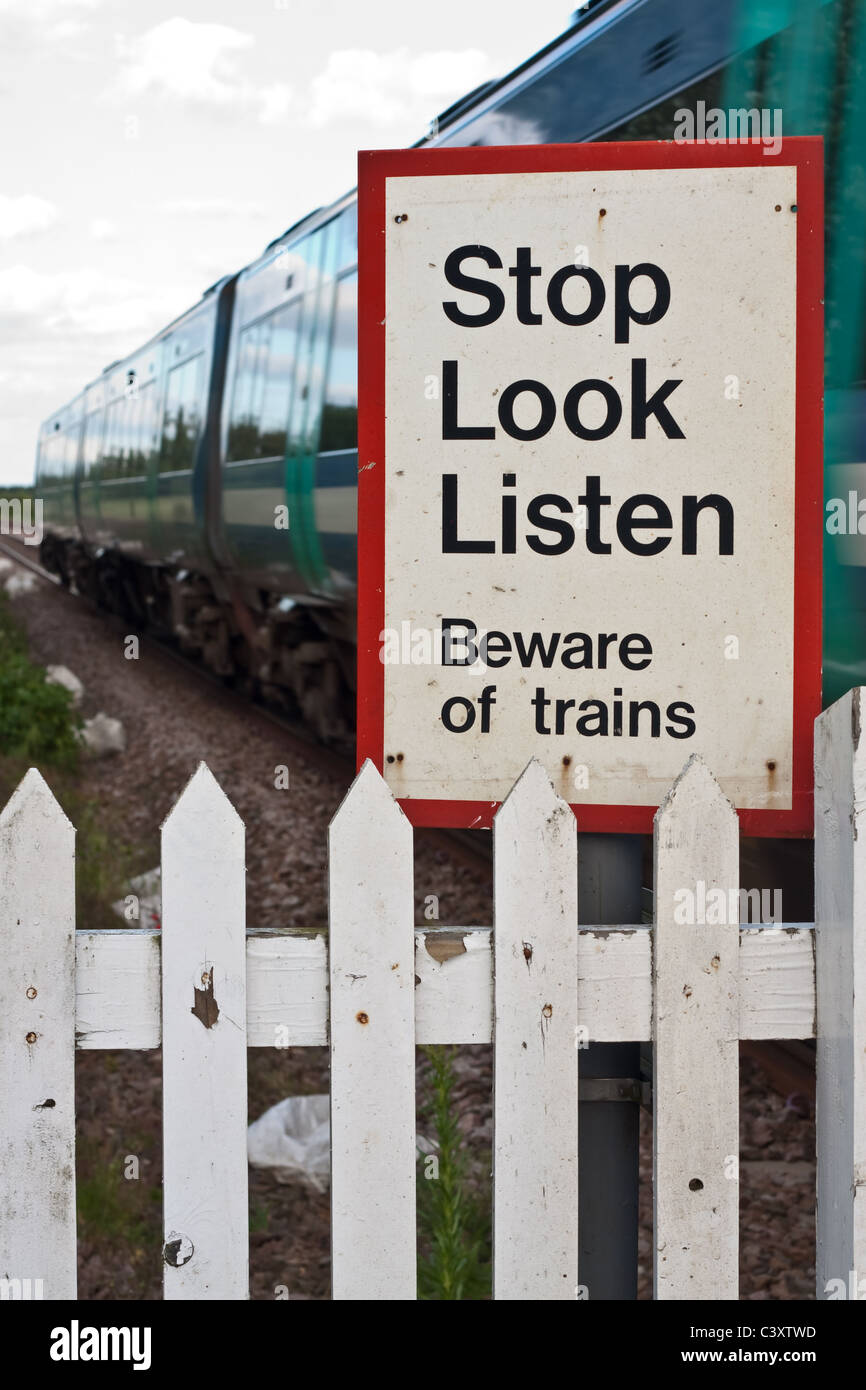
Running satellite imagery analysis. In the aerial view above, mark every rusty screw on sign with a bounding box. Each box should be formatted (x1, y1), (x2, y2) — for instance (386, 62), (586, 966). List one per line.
(26, 986), (37, 999)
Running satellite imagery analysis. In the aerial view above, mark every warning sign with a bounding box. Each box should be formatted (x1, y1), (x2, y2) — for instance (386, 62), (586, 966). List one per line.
(357, 140), (822, 833)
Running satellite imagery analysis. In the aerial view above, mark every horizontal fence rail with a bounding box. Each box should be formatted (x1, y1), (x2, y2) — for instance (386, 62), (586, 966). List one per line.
(71, 924), (817, 1048)
(0, 688), (864, 1302)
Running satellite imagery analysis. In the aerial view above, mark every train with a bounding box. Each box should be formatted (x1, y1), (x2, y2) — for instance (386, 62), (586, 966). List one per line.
(35, 0), (866, 747)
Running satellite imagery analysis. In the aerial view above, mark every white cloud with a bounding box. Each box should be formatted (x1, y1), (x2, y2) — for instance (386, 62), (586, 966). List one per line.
(0, 366), (44, 393)
(0, 0), (101, 35)
(0, 264), (178, 336)
(162, 197), (266, 218)
(0, 0), (103, 12)
(45, 19), (86, 40)
(116, 18), (251, 103)
(259, 82), (292, 125)
(113, 18), (292, 125)
(308, 47), (494, 128)
(0, 194), (58, 239)
(89, 217), (117, 240)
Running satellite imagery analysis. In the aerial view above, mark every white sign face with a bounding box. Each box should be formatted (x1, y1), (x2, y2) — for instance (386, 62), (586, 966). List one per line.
(358, 145), (822, 833)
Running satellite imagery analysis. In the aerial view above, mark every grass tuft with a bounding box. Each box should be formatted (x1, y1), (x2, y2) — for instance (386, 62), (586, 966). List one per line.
(417, 1045), (491, 1300)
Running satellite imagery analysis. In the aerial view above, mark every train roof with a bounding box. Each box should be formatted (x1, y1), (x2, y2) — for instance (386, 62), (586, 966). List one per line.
(257, 187), (357, 259)
(418, 1), (620, 141)
(98, 273), (234, 377)
(39, 388), (86, 435)
(37, 275), (235, 436)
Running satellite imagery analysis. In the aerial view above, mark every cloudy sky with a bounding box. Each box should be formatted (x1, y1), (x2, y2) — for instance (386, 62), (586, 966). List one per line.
(0, 0), (572, 485)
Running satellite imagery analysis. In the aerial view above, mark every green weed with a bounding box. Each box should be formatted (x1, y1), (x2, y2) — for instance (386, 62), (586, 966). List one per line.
(417, 1045), (491, 1300)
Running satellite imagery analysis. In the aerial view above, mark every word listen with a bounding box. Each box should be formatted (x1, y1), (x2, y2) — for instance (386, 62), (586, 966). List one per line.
(437, 247), (734, 558)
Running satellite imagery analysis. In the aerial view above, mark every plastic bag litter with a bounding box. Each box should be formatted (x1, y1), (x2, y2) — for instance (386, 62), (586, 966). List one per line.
(111, 867), (161, 929)
(247, 1095), (436, 1190)
(247, 1095), (331, 1190)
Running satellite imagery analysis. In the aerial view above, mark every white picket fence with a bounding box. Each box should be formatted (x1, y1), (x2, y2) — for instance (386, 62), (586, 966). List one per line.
(1, 688), (864, 1301)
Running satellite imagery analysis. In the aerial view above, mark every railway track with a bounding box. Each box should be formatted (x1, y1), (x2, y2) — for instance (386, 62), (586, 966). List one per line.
(0, 536), (492, 875)
(0, 537), (814, 1101)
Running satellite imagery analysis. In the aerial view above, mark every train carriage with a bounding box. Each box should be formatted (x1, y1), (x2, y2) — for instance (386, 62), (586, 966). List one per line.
(35, 0), (866, 736)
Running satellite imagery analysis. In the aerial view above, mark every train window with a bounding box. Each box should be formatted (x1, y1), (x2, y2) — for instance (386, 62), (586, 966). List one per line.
(227, 323), (262, 461)
(319, 272), (358, 452)
(120, 381), (151, 478)
(103, 398), (126, 479)
(601, 67), (724, 144)
(119, 395), (135, 477)
(259, 230), (321, 316)
(134, 379), (159, 474)
(39, 430), (60, 481)
(100, 380), (159, 479)
(337, 204), (358, 271)
(38, 433), (51, 481)
(64, 426), (79, 474)
(249, 320), (269, 433)
(293, 232), (322, 291)
(56, 429), (71, 477)
(286, 290), (316, 452)
(83, 410), (104, 478)
(160, 355), (203, 472)
(228, 299), (304, 462)
(259, 299), (302, 457)
(300, 223), (337, 450)
(279, 227), (327, 459)
(320, 215), (339, 282)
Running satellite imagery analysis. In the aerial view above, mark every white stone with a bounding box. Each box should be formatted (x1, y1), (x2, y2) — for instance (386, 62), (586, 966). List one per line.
(4, 571), (37, 597)
(45, 665), (84, 707)
(79, 712), (126, 757)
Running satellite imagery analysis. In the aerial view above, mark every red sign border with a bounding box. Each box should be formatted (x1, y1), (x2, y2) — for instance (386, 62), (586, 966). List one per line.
(357, 138), (823, 836)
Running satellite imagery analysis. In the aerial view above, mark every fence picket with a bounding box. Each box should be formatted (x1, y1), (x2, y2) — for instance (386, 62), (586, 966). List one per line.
(815, 687), (866, 1299)
(653, 755), (739, 1300)
(0, 769), (76, 1299)
(328, 760), (416, 1301)
(161, 763), (248, 1299)
(493, 759), (579, 1300)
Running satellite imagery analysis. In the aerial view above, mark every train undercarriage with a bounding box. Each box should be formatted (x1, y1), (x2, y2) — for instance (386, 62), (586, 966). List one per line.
(39, 532), (356, 747)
